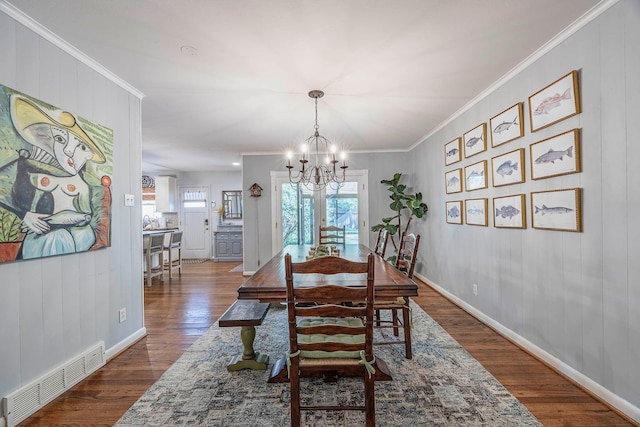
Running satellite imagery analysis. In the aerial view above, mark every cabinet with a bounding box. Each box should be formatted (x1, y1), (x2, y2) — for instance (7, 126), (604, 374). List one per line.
(214, 225), (243, 261)
(155, 176), (177, 212)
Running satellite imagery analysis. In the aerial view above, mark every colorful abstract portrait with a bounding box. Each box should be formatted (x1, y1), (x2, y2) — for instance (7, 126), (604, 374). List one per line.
(0, 84), (113, 263)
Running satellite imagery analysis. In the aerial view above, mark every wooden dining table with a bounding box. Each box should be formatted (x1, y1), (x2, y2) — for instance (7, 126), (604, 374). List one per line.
(237, 244), (419, 302)
(235, 244), (419, 382)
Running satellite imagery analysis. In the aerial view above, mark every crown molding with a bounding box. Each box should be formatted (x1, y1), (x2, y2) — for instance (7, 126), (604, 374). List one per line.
(0, 1), (145, 99)
(410, 0), (620, 150)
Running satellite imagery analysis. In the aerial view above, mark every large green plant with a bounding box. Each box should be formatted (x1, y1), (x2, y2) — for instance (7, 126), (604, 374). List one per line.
(371, 173), (428, 260)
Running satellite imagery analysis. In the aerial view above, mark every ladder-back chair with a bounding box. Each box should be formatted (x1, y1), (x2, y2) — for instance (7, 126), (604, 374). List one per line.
(318, 225), (346, 246)
(285, 253), (377, 427)
(374, 229), (388, 258)
(374, 232), (420, 359)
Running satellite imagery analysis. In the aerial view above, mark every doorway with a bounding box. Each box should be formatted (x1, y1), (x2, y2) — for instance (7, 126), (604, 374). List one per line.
(179, 186), (211, 259)
(271, 170), (369, 254)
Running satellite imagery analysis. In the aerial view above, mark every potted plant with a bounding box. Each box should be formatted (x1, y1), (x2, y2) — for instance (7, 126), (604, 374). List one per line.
(371, 173), (428, 262)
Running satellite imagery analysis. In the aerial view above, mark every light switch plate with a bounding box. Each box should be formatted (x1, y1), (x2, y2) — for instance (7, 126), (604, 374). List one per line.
(124, 194), (135, 207)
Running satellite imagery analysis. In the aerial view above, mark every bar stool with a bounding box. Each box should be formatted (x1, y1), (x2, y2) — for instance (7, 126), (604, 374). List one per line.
(163, 231), (183, 279)
(143, 233), (165, 286)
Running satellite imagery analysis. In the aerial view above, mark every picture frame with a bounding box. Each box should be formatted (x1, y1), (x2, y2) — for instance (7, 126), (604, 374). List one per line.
(463, 123), (487, 158)
(491, 148), (525, 187)
(465, 198), (488, 226)
(531, 188), (582, 232)
(445, 168), (463, 194)
(446, 200), (463, 224)
(465, 160), (487, 191)
(528, 70), (581, 132)
(530, 129), (581, 180)
(490, 102), (524, 147)
(493, 194), (526, 229)
(444, 137), (462, 166)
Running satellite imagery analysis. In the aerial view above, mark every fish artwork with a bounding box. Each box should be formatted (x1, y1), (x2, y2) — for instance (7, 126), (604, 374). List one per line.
(493, 116), (518, 134)
(495, 205), (520, 219)
(496, 160), (518, 177)
(467, 207), (484, 215)
(534, 146), (573, 164)
(448, 205), (460, 218)
(446, 147), (459, 157)
(534, 204), (574, 215)
(467, 170), (484, 188)
(465, 135), (483, 148)
(534, 88), (572, 115)
(447, 175), (460, 187)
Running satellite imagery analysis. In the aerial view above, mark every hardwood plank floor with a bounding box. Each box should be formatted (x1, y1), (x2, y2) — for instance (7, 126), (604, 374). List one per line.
(19, 261), (636, 426)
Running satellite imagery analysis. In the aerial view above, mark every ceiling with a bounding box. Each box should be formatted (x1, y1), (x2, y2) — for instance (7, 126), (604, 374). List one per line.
(7, 0), (600, 173)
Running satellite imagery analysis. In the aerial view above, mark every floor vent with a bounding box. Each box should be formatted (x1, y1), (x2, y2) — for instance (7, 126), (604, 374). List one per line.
(2, 342), (105, 427)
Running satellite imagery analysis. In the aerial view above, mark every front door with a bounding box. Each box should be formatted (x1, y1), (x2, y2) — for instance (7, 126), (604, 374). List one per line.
(180, 186), (211, 259)
(271, 170), (368, 254)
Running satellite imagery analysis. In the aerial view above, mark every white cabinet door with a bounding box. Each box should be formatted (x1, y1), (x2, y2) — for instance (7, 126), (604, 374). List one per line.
(155, 176), (177, 212)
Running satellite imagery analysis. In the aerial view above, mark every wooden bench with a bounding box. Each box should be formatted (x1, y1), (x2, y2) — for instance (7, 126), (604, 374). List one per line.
(219, 300), (270, 371)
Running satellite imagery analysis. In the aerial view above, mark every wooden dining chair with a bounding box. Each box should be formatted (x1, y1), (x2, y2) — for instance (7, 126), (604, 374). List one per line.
(374, 232), (420, 359)
(318, 225), (346, 246)
(163, 231), (183, 279)
(373, 229), (388, 258)
(285, 253), (377, 427)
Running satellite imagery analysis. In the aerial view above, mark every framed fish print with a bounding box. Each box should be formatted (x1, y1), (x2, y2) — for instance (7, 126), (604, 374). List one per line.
(445, 168), (462, 194)
(465, 198), (488, 226)
(465, 160), (487, 191)
(493, 194), (526, 229)
(491, 148), (525, 187)
(444, 137), (462, 166)
(490, 103), (524, 147)
(530, 129), (581, 180)
(463, 123), (487, 158)
(531, 188), (582, 232)
(446, 200), (463, 225)
(528, 70), (581, 132)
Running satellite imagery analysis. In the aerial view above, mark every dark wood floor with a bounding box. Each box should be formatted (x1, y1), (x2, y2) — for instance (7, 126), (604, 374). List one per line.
(19, 260), (635, 426)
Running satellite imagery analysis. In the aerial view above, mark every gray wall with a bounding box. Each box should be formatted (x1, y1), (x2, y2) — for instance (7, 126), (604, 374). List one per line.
(242, 152), (411, 271)
(0, 8), (144, 399)
(409, 0), (639, 412)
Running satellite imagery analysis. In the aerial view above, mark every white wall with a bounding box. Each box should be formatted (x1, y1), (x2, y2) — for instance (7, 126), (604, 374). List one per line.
(409, 0), (639, 418)
(0, 5), (145, 402)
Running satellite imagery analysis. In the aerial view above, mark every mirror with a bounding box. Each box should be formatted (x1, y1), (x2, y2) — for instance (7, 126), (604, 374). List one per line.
(223, 190), (243, 219)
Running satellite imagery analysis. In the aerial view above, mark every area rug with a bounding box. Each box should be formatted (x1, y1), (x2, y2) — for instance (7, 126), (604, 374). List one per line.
(116, 301), (541, 426)
(229, 264), (243, 272)
(182, 258), (209, 264)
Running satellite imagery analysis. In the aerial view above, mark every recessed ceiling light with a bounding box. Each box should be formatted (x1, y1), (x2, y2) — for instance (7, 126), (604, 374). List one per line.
(232, 162), (240, 166)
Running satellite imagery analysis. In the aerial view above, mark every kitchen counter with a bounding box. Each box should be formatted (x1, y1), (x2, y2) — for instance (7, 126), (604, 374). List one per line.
(143, 228), (179, 235)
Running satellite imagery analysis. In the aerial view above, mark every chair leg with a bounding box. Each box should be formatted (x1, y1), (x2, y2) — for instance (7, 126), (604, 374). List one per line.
(290, 362), (301, 427)
(392, 309), (399, 336)
(375, 309), (381, 326)
(365, 372), (376, 427)
(402, 302), (412, 359)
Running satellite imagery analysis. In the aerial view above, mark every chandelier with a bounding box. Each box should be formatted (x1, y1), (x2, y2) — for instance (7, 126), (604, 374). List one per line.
(286, 90), (347, 190)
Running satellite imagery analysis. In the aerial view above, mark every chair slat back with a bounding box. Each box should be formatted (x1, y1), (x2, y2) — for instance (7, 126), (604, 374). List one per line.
(394, 232), (420, 279)
(374, 229), (389, 258)
(285, 253), (375, 355)
(318, 225), (346, 246)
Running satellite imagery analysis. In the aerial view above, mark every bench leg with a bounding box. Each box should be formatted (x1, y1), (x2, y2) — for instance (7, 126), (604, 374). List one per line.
(226, 326), (269, 371)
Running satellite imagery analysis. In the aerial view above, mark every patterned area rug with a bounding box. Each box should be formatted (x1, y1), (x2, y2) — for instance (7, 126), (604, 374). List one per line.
(182, 259), (209, 264)
(229, 264), (243, 272)
(116, 301), (541, 426)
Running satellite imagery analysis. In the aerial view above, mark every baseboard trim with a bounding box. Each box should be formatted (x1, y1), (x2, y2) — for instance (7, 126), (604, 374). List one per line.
(414, 272), (640, 425)
(105, 327), (147, 361)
